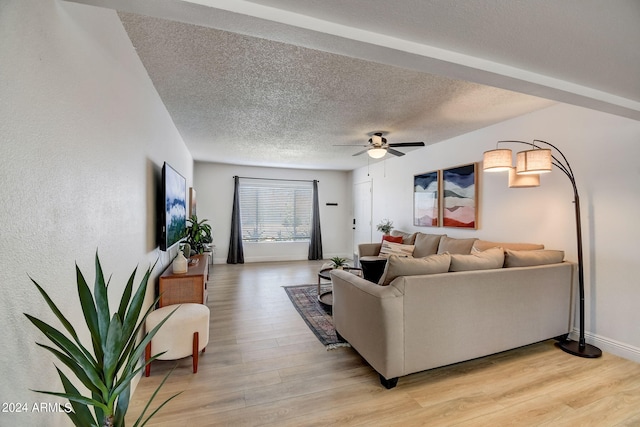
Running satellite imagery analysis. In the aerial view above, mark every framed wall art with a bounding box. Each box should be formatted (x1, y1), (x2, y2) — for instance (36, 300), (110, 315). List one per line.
(442, 163), (477, 229)
(414, 170), (440, 227)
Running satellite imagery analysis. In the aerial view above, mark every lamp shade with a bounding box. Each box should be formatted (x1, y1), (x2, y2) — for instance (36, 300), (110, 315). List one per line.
(508, 167), (540, 187)
(368, 148), (387, 159)
(482, 148), (512, 172)
(516, 149), (552, 174)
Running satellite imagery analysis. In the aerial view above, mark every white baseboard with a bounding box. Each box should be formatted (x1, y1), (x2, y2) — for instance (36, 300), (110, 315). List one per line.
(213, 254), (309, 263)
(568, 329), (640, 363)
(212, 253), (353, 264)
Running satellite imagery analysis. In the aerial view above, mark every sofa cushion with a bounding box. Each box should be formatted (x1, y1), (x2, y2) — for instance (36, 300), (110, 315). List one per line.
(473, 240), (545, 252)
(378, 253), (451, 286)
(412, 233), (445, 258)
(437, 236), (478, 254)
(504, 249), (565, 267)
(390, 230), (417, 245)
(382, 234), (403, 244)
(378, 241), (415, 258)
(449, 247), (505, 272)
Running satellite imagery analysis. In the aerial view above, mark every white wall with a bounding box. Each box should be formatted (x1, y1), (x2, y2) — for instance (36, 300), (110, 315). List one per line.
(353, 103), (640, 362)
(0, 1), (192, 426)
(194, 162), (352, 263)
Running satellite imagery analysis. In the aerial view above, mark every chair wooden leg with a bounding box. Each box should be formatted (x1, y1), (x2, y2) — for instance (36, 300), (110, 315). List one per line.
(145, 342), (151, 377)
(192, 332), (199, 373)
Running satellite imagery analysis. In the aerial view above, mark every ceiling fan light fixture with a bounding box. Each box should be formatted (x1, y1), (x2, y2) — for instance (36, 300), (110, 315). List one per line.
(368, 148), (387, 159)
(371, 134), (384, 145)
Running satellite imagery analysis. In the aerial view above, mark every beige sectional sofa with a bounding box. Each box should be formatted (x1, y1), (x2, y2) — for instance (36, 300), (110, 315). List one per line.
(331, 232), (574, 388)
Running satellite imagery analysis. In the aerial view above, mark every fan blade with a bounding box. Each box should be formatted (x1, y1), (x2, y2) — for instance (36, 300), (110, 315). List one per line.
(388, 142), (425, 147)
(387, 148), (405, 157)
(334, 144), (370, 147)
(352, 149), (370, 156)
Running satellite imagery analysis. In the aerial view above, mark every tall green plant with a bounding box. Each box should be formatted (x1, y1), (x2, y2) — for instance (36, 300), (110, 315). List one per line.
(24, 253), (181, 427)
(183, 215), (212, 255)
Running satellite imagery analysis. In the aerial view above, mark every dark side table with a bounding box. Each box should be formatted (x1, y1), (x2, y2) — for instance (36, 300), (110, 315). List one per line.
(359, 258), (388, 284)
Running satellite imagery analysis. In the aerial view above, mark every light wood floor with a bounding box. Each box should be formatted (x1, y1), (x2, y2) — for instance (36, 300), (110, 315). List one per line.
(127, 260), (640, 426)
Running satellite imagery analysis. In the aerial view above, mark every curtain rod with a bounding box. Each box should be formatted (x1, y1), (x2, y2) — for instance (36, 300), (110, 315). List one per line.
(233, 176), (318, 183)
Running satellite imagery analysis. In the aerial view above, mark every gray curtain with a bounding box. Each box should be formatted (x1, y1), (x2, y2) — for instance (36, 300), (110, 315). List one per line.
(308, 180), (323, 260)
(227, 176), (244, 264)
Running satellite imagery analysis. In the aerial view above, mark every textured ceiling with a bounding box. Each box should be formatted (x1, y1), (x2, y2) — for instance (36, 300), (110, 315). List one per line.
(68, 0), (640, 170)
(119, 12), (553, 169)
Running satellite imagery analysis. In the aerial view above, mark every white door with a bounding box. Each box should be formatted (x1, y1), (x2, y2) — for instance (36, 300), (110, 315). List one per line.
(353, 180), (373, 262)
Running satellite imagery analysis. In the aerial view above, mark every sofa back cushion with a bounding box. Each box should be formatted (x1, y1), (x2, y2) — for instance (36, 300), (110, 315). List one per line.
(449, 247), (505, 272)
(504, 249), (565, 267)
(378, 241), (415, 258)
(390, 230), (417, 244)
(379, 253), (451, 286)
(437, 236), (478, 254)
(412, 233), (445, 258)
(473, 240), (544, 252)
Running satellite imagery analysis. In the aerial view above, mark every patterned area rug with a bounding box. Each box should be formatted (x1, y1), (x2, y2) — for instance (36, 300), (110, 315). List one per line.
(283, 284), (350, 349)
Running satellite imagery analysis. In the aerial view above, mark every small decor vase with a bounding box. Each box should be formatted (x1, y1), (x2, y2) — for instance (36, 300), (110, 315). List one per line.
(172, 250), (188, 274)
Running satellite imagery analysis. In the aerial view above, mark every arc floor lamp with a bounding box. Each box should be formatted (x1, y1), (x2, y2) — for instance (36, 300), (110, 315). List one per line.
(483, 139), (602, 358)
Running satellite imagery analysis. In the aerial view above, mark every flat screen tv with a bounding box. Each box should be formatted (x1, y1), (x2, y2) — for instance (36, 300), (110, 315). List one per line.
(160, 162), (187, 251)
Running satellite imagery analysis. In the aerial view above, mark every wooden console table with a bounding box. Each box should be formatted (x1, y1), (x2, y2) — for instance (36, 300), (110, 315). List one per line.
(158, 253), (208, 308)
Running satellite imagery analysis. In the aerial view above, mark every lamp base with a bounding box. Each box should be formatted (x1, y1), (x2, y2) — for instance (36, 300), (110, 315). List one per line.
(557, 339), (602, 358)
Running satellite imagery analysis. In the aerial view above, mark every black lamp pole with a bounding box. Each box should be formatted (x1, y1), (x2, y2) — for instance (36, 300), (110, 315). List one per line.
(499, 140), (602, 358)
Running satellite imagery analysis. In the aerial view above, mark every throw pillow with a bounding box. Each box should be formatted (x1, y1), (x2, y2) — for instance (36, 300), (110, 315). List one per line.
(449, 247), (505, 272)
(382, 234), (403, 244)
(412, 233), (446, 258)
(504, 249), (565, 267)
(378, 241), (415, 258)
(390, 230), (417, 244)
(473, 240), (545, 252)
(437, 236), (478, 254)
(379, 253), (451, 286)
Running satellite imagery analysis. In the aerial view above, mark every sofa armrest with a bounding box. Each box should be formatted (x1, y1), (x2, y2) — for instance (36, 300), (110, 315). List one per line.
(331, 269), (405, 379)
(358, 242), (382, 257)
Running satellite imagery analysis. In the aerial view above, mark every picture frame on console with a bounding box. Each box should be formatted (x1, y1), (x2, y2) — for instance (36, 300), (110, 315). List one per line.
(442, 163), (478, 229)
(414, 170), (440, 227)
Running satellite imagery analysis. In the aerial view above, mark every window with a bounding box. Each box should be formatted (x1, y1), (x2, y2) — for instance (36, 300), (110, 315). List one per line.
(239, 179), (312, 242)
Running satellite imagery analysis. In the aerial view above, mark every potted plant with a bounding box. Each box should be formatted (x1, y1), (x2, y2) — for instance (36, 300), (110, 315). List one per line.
(183, 215), (213, 255)
(376, 218), (394, 235)
(24, 253), (180, 427)
(330, 256), (348, 269)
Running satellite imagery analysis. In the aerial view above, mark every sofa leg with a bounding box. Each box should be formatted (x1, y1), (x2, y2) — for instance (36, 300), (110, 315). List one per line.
(379, 374), (398, 389)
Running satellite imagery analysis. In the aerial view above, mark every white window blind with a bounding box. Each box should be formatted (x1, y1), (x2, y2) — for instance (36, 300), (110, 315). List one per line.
(239, 178), (313, 242)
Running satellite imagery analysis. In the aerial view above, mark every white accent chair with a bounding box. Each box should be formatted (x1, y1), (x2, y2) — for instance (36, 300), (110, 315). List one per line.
(145, 303), (210, 376)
